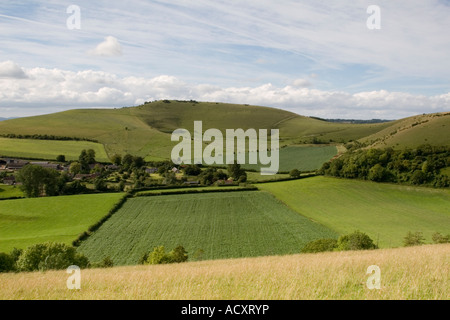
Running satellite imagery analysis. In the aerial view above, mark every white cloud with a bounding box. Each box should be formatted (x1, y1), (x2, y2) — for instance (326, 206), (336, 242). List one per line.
(89, 36), (122, 57)
(0, 60), (28, 79)
(0, 65), (448, 119)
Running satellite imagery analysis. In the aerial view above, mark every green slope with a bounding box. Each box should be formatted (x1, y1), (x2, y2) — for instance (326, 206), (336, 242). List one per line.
(1, 101), (448, 162)
(258, 176), (450, 248)
(359, 112), (450, 149)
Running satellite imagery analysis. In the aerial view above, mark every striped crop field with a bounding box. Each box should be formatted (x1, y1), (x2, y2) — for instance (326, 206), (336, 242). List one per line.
(77, 191), (338, 265)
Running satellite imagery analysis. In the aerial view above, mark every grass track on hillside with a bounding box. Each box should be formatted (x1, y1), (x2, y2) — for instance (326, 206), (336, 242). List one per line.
(0, 193), (124, 252)
(78, 191), (337, 265)
(258, 176), (450, 248)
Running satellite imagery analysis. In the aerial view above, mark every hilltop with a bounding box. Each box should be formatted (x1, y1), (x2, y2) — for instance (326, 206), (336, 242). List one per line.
(0, 101), (448, 161)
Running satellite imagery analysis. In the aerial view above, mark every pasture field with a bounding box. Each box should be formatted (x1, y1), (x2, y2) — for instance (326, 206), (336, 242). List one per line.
(1, 244), (448, 299)
(0, 193), (124, 252)
(77, 192), (338, 265)
(0, 184), (24, 199)
(0, 137), (109, 162)
(258, 177), (450, 248)
(241, 145), (337, 172)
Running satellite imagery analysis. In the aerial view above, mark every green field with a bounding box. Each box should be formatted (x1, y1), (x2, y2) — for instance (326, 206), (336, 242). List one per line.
(0, 193), (124, 252)
(0, 184), (24, 199)
(259, 176), (450, 248)
(78, 191), (338, 265)
(241, 145), (337, 173)
(0, 138), (109, 162)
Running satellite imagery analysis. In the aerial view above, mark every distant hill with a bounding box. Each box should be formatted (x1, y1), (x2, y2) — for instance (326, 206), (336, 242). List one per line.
(0, 100), (448, 161)
(359, 112), (450, 148)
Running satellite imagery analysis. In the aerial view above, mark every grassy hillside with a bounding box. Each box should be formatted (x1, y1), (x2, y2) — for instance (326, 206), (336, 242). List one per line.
(359, 112), (450, 149)
(0, 193), (124, 252)
(77, 191), (337, 265)
(258, 177), (450, 248)
(0, 100), (429, 162)
(0, 138), (109, 162)
(1, 244), (448, 299)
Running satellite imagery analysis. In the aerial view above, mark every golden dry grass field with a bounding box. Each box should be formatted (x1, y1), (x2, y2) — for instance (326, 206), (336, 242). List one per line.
(0, 244), (448, 300)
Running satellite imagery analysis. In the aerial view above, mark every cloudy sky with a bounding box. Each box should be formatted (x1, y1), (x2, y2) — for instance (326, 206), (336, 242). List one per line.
(0, 0), (449, 119)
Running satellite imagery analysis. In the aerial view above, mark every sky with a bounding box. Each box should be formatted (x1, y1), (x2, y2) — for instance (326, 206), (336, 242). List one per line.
(0, 0), (449, 119)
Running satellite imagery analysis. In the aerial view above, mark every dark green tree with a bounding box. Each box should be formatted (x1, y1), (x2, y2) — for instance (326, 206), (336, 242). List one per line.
(16, 165), (61, 197)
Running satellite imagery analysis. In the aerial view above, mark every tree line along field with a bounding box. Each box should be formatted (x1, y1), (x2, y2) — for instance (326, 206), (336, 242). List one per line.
(1, 244), (448, 300)
(77, 191), (338, 265)
(0, 193), (124, 253)
(0, 137), (109, 162)
(258, 176), (450, 248)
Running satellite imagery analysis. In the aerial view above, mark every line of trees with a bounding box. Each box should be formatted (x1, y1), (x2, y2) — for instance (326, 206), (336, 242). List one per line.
(320, 144), (450, 187)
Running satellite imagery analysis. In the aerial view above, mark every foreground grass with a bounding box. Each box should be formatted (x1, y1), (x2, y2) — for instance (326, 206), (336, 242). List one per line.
(0, 193), (124, 252)
(259, 177), (450, 248)
(0, 244), (448, 300)
(0, 137), (109, 162)
(78, 192), (337, 265)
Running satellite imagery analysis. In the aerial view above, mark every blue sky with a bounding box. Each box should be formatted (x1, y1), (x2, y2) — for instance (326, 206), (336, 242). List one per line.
(0, 0), (449, 119)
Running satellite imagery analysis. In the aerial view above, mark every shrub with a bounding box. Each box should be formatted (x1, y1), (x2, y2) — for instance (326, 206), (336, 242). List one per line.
(146, 245), (189, 265)
(289, 169), (301, 178)
(0, 253), (15, 272)
(336, 231), (378, 251)
(16, 242), (89, 272)
(403, 231), (425, 247)
(169, 246), (188, 263)
(431, 232), (450, 244)
(91, 256), (114, 268)
(301, 238), (337, 253)
(147, 246), (171, 265)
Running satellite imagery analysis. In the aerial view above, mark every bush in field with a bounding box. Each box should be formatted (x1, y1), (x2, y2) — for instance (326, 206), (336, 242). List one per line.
(146, 246), (188, 265)
(91, 256), (114, 268)
(431, 232), (450, 244)
(0, 253), (15, 272)
(336, 231), (378, 251)
(301, 238), (337, 253)
(16, 242), (90, 272)
(289, 169), (301, 178)
(169, 246), (188, 263)
(403, 231), (425, 247)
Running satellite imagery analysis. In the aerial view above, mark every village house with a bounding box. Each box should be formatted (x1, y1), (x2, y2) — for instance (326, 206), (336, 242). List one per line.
(30, 161), (62, 171)
(171, 167), (180, 174)
(5, 159), (29, 170)
(145, 167), (158, 174)
(3, 175), (16, 185)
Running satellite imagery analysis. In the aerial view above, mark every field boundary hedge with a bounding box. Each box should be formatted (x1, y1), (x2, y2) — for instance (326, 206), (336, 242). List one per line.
(72, 193), (131, 247)
(135, 186), (258, 197)
(251, 173), (317, 184)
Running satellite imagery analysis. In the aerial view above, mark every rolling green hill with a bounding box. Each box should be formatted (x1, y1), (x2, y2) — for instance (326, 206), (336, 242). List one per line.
(0, 101), (448, 163)
(359, 112), (450, 148)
